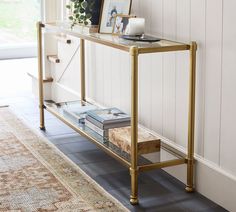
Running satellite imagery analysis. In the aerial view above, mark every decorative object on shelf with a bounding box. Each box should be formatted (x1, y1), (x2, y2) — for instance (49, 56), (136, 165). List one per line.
(120, 34), (161, 42)
(86, 107), (131, 130)
(112, 14), (135, 35)
(87, 108), (130, 124)
(99, 0), (132, 33)
(125, 17), (145, 36)
(66, 0), (102, 28)
(86, 114), (130, 129)
(63, 104), (97, 124)
(84, 119), (109, 138)
(119, 17), (160, 43)
(109, 126), (161, 155)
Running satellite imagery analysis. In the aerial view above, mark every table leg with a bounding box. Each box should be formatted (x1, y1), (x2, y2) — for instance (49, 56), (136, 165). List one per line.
(186, 41), (197, 192)
(130, 46), (139, 205)
(37, 22), (45, 131)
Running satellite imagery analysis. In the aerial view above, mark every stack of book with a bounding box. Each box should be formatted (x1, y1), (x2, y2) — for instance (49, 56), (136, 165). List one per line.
(85, 108), (131, 138)
(63, 104), (97, 124)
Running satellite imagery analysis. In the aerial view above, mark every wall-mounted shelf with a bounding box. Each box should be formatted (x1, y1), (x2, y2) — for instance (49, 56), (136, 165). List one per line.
(55, 34), (71, 44)
(37, 22), (197, 205)
(47, 55), (60, 63)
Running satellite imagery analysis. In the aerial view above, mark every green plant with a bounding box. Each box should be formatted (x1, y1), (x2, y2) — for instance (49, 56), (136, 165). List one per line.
(66, 0), (94, 28)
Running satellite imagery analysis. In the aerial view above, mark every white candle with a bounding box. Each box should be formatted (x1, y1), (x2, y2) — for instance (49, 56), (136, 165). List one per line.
(125, 18), (145, 36)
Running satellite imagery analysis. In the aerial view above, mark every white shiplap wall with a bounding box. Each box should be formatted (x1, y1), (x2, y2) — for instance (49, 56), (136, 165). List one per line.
(85, 0), (235, 172)
(86, 0), (236, 175)
(46, 0), (236, 210)
(134, 0), (236, 176)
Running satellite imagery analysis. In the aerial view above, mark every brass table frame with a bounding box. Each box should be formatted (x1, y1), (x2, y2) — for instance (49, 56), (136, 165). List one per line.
(37, 22), (197, 205)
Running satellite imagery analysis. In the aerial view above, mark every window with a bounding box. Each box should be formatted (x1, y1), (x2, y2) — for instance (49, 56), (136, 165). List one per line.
(0, 0), (41, 59)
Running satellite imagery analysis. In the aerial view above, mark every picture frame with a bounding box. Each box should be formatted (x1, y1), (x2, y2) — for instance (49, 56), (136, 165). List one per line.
(99, 0), (132, 34)
(112, 14), (135, 35)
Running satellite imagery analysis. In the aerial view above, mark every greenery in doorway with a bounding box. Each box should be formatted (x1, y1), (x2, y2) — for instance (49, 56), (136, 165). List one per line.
(66, 0), (94, 28)
(0, 0), (40, 43)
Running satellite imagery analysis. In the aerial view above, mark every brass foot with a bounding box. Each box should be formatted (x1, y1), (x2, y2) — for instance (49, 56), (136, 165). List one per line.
(40, 126), (46, 131)
(185, 186), (194, 193)
(130, 197), (139, 205)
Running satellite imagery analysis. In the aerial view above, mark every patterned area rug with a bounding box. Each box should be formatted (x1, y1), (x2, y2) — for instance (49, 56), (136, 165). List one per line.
(0, 107), (128, 211)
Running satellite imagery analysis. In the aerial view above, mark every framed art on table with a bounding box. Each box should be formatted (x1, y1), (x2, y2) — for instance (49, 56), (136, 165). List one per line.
(99, 0), (132, 34)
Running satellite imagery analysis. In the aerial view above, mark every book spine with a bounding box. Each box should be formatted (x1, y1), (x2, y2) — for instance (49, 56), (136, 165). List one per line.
(86, 115), (131, 129)
(86, 112), (104, 123)
(85, 120), (108, 138)
(103, 121), (131, 130)
(86, 115), (104, 129)
(103, 118), (131, 125)
(86, 113), (130, 125)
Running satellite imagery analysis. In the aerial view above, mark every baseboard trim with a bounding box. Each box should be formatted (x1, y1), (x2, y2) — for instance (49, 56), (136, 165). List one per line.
(193, 157), (235, 211)
(145, 130), (235, 211)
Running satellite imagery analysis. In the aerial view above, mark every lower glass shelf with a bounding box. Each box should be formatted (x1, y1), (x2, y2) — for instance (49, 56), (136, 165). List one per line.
(44, 100), (186, 170)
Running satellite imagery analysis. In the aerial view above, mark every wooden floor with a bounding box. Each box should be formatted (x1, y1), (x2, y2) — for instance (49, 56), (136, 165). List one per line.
(0, 58), (227, 212)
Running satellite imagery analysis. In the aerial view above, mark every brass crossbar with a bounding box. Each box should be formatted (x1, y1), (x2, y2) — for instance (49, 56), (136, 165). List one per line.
(138, 158), (186, 172)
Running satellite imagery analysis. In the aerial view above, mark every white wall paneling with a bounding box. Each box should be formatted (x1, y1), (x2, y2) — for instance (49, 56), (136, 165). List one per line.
(204, 0), (223, 164)
(175, 0), (190, 148)
(120, 51), (131, 114)
(150, 0), (163, 135)
(95, 44), (104, 104)
(111, 49), (122, 108)
(220, 0), (236, 175)
(190, 0), (206, 156)
(162, 0), (177, 141)
(43, 0), (62, 22)
(139, 54), (152, 129)
(86, 42), (96, 101)
(102, 45), (112, 107)
(45, 0), (236, 210)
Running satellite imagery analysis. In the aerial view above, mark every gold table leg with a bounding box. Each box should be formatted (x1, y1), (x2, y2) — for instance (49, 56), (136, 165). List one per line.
(80, 38), (86, 102)
(37, 22), (45, 131)
(130, 46), (139, 205)
(186, 41), (197, 192)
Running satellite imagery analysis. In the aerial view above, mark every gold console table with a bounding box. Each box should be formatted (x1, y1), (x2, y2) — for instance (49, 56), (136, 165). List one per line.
(37, 22), (197, 205)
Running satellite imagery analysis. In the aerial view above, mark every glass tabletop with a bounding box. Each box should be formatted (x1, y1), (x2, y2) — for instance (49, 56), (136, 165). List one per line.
(44, 22), (190, 53)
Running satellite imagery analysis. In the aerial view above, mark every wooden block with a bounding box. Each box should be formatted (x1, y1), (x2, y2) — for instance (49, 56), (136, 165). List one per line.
(55, 34), (71, 44)
(47, 55), (60, 64)
(109, 126), (161, 155)
(27, 71), (53, 83)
